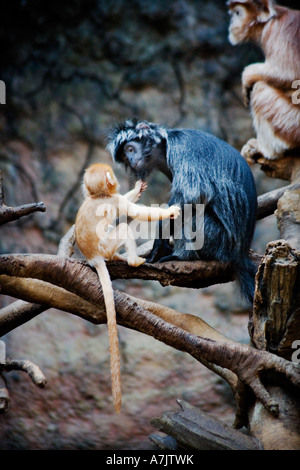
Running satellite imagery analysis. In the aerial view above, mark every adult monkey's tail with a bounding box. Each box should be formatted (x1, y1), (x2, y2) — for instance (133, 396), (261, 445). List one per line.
(237, 256), (257, 306)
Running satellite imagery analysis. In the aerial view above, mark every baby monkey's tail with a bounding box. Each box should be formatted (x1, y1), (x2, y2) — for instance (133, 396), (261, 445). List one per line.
(95, 258), (121, 413)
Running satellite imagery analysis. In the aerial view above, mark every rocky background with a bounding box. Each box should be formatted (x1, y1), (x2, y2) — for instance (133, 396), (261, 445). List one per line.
(0, 0), (297, 450)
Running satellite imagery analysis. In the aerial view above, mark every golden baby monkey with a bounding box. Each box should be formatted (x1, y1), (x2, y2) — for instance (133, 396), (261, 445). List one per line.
(75, 163), (180, 413)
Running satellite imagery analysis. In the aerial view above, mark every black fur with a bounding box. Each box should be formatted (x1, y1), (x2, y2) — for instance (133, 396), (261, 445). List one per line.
(107, 119), (257, 304)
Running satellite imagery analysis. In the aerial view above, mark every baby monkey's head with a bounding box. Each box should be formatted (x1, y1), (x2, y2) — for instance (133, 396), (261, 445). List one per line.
(83, 163), (120, 198)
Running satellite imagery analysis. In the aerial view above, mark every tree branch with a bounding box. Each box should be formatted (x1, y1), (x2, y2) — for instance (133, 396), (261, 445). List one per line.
(257, 183), (300, 220)
(0, 337), (46, 413)
(0, 252), (299, 421)
(0, 202), (46, 226)
(0, 253), (235, 290)
(2, 358), (46, 387)
(1, 172), (299, 425)
(0, 224), (78, 335)
(0, 272), (238, 389)
(0, 170), (46, 225)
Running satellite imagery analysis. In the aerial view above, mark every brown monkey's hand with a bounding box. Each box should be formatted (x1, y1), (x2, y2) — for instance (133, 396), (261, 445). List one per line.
(168, 205), (181, 219)
(241, 138), (263, 165)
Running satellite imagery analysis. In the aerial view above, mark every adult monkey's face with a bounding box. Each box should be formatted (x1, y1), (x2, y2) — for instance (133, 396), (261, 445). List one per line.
(107, 119), (168, 180)
(121, 139), (154, 181)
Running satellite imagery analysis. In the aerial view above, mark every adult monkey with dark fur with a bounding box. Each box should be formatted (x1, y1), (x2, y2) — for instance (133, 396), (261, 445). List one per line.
(107, 119), (257, 304)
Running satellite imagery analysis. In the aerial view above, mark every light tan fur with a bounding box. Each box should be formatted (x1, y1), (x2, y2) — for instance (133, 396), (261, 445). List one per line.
(228, 0), (300, 160)
(75, 163), (180, 412)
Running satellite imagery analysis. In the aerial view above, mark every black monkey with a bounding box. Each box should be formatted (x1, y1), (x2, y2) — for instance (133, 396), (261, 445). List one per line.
(107, 118), (257, 304)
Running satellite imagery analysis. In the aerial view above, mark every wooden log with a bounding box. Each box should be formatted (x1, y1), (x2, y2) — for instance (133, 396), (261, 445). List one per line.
(151, 400), (262, 450)
(276, 188), (300, 251)
(250, 240), (300, 359)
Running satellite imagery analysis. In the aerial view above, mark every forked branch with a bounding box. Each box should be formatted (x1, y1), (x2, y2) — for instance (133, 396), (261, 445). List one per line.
(0, 170), (46, 226)
(0, 252), (299, 423)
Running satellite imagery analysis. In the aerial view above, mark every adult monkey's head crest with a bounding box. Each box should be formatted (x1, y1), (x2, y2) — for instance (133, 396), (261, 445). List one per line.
(106, 118), (168, 180)
(106, 118), (167, 162)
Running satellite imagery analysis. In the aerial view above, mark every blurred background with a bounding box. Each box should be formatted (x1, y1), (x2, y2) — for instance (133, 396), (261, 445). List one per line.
(0, 0), (297, 450)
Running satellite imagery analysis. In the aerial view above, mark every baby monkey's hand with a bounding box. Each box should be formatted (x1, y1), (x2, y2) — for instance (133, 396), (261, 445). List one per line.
(168, 205), (181, 219)
(135, 180), (148, 199)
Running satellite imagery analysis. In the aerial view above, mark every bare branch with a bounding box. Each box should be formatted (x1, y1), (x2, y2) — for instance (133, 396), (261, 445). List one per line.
(0, 271), (237, 390)
(257, 183), (300, 220)
(3, 358), (47, 388)
(0, 221), (79, 335)
(127, 295), (238, 389)
(0, 169), (46, 225)
(0, 275), (104, 327)
(0, 253), (235, 289)
(0, 338), (46, 411)
(109, 259), (235, 288)
(0, 299), (46, 336)
(0, 201), (46, 226)
(0, 252), (299, 421)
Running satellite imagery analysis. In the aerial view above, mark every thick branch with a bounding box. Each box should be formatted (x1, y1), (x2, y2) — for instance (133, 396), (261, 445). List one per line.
(0, 253), (299, 419)
(127, 295), (238, 389)
(257, 183), (300, 220)
(0, 276), (104, 334)
(0, 223), (77, 334)
(0, 273), (238, 389)
(108, 259), (234, 288)
(0, 253), (235, 289)
(0, 300), (46, 336)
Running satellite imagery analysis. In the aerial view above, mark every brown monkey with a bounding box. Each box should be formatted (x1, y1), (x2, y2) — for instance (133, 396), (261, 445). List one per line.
(75, 163), (180, 412)
(228, 0), (300, 160)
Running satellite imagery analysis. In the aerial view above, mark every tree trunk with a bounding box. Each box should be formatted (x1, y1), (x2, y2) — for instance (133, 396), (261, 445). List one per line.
(247, 157), (300, 449)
